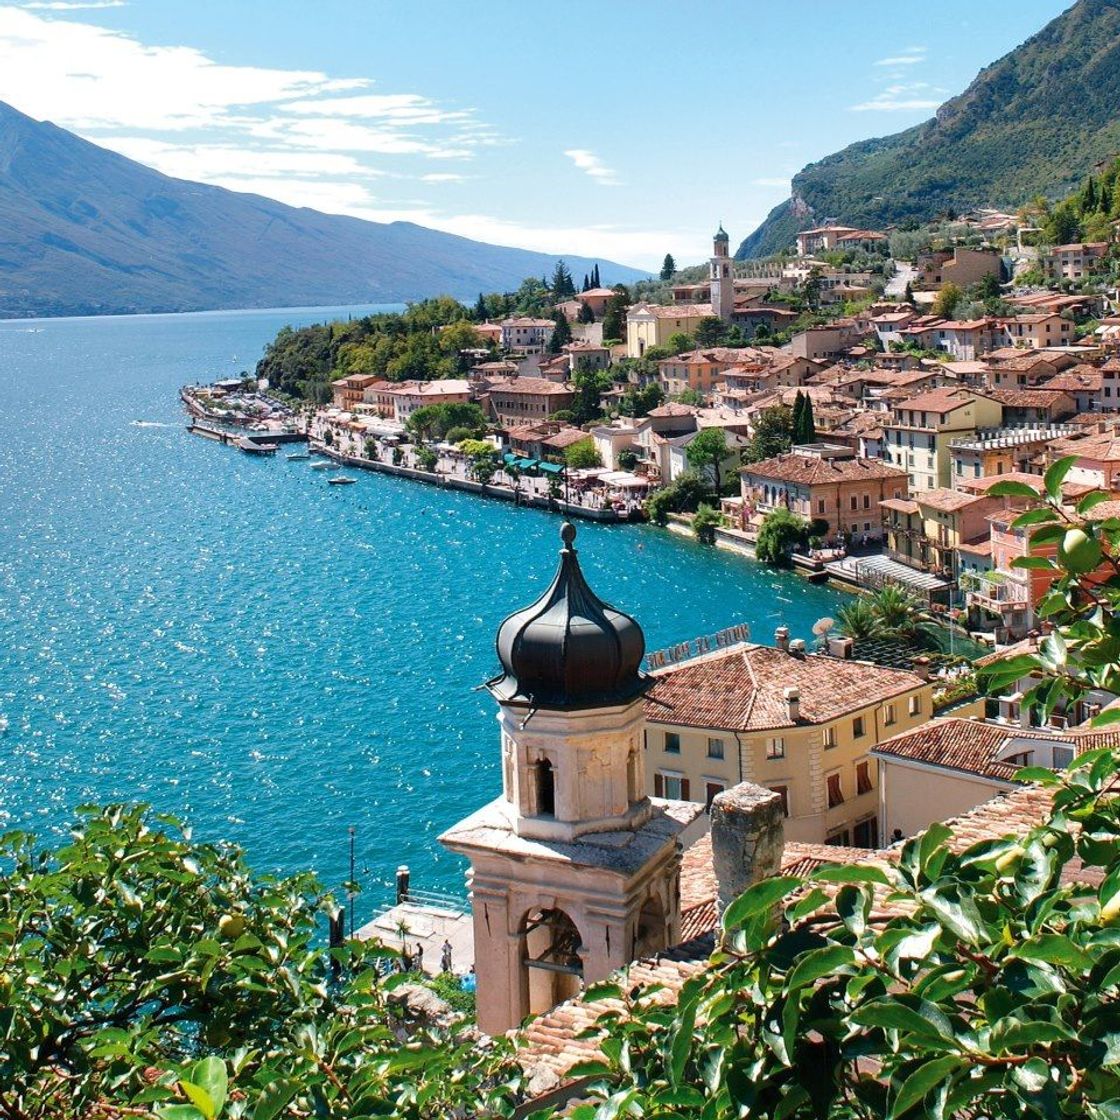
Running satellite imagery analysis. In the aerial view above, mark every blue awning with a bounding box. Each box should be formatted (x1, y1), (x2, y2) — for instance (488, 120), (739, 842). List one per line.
(538, 461), (565, 474)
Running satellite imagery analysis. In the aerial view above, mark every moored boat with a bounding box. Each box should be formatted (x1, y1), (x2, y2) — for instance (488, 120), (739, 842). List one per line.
(287, 452), (311, 460)
(328, 475), (357, 485)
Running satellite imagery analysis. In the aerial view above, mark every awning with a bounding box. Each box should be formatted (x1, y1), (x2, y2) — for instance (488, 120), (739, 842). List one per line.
(538, 462), (565, 474)
(503, 453), (519, 465)
(516, 458), (539, 469)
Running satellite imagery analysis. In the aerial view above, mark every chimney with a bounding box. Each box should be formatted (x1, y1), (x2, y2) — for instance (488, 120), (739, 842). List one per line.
(789, 638), (807, 657)
(784, 686), (801, 722)
(912, 656), (931, 681)
(774, 625), (790, 652)
(710, 784), (786, 918)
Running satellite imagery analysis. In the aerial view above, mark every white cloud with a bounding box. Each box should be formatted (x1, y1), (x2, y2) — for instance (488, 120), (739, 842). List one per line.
(850, 81), (940, 112)
(873, 46), (925, 67)
(563, 148), (621, 186)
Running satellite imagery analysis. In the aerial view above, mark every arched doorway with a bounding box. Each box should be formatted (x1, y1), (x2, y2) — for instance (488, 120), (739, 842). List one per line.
(633, 893), (667, 959)
(532, 757), (555, 817)
(521, 907), (583, 1015)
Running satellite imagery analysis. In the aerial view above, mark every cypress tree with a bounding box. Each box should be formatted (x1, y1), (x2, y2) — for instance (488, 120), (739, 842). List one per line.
(473, 292), (487, 321)
(659, 253), (676, 281)
(802, 394), (816, 443)
(791, 391), (805, 444)
(591, 264), (600, 288)
(548, 309), (572, 354)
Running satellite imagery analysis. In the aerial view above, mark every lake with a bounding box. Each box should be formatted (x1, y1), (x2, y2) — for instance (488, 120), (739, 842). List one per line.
(0, 305), (849, 907)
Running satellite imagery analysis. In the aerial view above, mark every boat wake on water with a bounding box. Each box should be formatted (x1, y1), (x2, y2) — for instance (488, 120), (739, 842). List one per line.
(130, 420), (175, 428)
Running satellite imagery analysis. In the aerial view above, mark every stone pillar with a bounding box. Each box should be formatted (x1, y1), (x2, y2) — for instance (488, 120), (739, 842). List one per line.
(468, 880), (524, 1036)
(710, 783), (785, 917)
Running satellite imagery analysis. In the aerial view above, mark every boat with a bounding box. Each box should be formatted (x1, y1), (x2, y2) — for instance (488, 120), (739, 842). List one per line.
(328, 475), (357, 485)
(287, 452), (311, 461)
(309, 460), (332, 470)
(326, 461), (342, 470)
(238, 437), (277, 455)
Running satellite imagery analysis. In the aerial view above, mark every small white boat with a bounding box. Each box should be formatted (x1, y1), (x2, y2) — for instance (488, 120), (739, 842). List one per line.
(325, 461), (342, 470)
(328, 475), (357, 485)
(309, 460), (332, 470)
(287, 452), (311, 461)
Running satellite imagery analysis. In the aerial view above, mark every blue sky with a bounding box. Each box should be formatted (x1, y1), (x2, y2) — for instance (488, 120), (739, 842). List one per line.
(0, 0), (1073, 270)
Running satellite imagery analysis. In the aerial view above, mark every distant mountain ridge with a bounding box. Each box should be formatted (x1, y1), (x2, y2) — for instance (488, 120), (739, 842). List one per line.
(738, 0), (1120, 258)
(0, 101), (646, 318)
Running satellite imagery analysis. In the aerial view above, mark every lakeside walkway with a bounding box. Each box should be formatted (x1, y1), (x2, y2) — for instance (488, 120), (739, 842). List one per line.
(311, 439), (637, 523)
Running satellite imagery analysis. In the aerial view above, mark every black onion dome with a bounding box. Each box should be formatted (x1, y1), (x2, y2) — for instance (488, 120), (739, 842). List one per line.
(489, 522), (650, 710)
(714, 224), (729, 241)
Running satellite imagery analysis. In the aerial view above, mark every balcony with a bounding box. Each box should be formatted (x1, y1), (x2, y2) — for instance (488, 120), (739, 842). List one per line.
(966, 572), (1029, 611)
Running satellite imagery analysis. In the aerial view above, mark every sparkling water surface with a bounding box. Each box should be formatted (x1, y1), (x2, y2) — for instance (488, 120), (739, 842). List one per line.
(0, 305), (849, 907)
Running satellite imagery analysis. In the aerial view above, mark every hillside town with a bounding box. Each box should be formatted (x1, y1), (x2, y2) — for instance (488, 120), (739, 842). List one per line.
(176, 202), (1120, 1077)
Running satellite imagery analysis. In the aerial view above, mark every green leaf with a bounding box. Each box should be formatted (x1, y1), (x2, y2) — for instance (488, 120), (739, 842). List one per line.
(785, 945), (855, 991)
(583, 982), (622, 1002)
(1010, 556), (1057, 570)
(1011, 934), (1094, 972)
(178, 1082), (215, 1120)
(1044, 455), (1077, 500)
(987, 480), (1042, 499)
(1079, 490), (1114, 515)
(810, 864), (892, 887)
(159, 1108), (206, 1120)
(721, 876), (802, 931)
(1012, 1056), (1051, 1093)
(564, 1060), (612, 1079)
(191, 1058), (227, 1117)
(1011, 507), (1058, 527)
(850, 999), (954, 1042)
(251, 1082), (297, 1120)
(890, 1055), (964, 1119)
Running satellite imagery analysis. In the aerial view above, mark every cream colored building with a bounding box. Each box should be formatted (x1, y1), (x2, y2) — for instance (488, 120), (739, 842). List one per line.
(625, 303), (714, 358)
(871, 717), (1120, 841)
(644, 637), (932, 848)
(883, 387), (1005, 492)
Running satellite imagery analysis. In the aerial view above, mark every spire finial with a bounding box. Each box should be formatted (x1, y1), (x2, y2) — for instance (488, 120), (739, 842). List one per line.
(560, 521), (577, 550)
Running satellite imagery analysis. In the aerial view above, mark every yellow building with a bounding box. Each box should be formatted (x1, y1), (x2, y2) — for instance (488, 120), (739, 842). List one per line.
(883, 388), (1004, 492)
(881, 488), (1004, 577)
(625, 303), (714, 358)
(644, 638), (932, 847)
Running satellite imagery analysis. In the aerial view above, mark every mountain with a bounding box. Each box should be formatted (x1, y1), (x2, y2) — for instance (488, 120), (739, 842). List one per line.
(0, 101), (646, 318)
(738, 0), (1120, 258)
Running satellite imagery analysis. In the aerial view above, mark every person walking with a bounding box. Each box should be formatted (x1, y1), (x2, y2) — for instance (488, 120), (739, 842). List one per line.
(440, 939), (453, 973)
(414, 942), (424, 974)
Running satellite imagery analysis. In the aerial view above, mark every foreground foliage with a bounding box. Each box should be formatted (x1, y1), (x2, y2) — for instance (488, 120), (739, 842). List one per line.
(0, 806), (521, 1120)
(572, 748), (1120, 1118)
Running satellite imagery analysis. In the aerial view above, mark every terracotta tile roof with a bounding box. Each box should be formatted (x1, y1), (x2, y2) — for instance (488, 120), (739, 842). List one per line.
(894, 388), (977, 413)
(873, 716), (1120, 781)
(881, 497), (920, 513)
(486, 377), (575, 396)
(1044, 366), (1104, 391)
(958, 472), (1043, 494)
(740, 453), (907, 486)
(916, 487), (987, 513)
(645, 644), (924, 732)
(631, 303), (715, 319)
(957, 538), (994, 556)
(647, 402), (699, 418)
(983, 388), (1073, 408)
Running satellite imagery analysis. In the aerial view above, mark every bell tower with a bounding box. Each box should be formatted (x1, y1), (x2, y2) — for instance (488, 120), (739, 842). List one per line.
(441, 523), (702, 1034)
(710, 223), (734, 321)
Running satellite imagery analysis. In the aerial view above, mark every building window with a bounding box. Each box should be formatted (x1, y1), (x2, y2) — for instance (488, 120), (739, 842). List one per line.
(850, 495), (858, 511)
(817, 498), (825, 514)
(823, 726), (836, 749)
(853, 716), (865, 738)
(664, 731), (680, 754)
(856, 760), (873, 795)
(654, 772), (690, 801)
(769, 785), (789, 817)
(705, 781), (724, 811)
(707, 737), (725, 760)
(827, 772), (845, 809)
(766, 737), (785, 759)
(863, 494), (870, 509)
(909, 695), (922, 716)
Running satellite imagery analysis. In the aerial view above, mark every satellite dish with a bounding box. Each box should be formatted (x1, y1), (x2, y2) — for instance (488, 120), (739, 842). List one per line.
(813, 617), (835, 636)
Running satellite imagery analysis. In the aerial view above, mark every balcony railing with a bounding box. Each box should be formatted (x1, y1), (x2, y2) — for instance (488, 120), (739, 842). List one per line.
(967, 575), (1029, 606)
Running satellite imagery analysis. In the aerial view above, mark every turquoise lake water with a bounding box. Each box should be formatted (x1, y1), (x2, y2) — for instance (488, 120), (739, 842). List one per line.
(0, 306), (849, 907)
